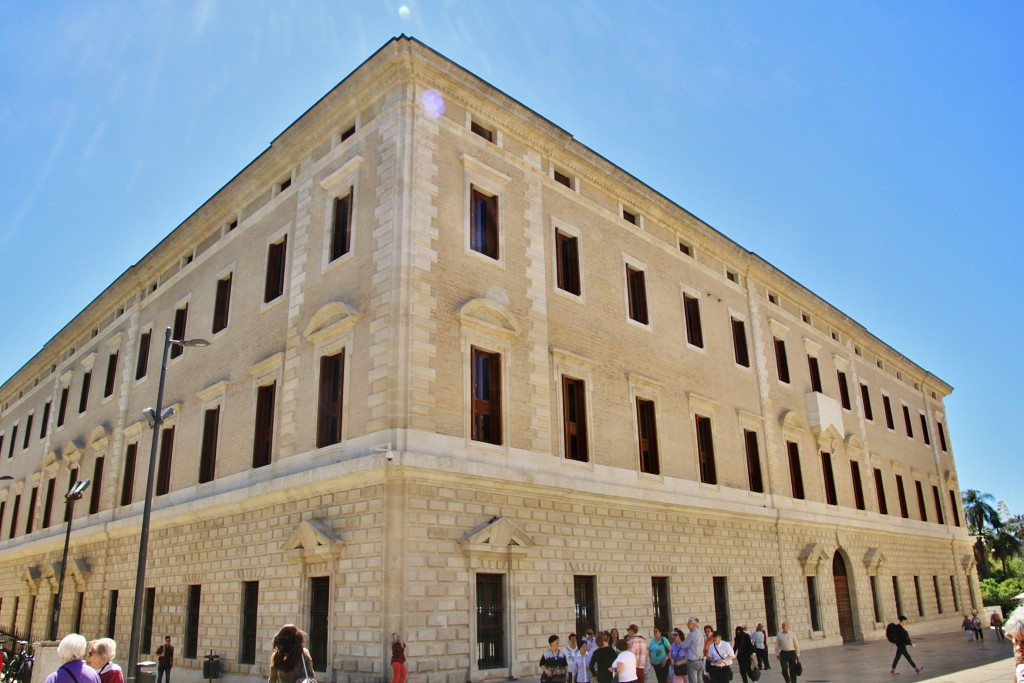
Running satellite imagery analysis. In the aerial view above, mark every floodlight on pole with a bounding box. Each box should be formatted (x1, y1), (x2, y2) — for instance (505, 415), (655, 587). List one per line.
(50, 477), (90, 640)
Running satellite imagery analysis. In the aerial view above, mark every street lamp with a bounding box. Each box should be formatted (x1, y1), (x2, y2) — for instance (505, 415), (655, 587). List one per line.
(126, 327), (209, 683)
(50, 477), (90, 640)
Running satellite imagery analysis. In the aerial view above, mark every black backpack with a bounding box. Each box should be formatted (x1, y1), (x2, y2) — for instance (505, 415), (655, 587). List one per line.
(886, 622), (899, 643)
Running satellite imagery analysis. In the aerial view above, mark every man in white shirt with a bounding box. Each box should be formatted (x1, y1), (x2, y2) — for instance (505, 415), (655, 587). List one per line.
(775, 622), (800, 683)
(564, 634), (580, 683)
(706, 632), (735, 683)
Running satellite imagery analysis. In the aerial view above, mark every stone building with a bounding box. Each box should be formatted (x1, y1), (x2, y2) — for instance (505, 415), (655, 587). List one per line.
(0, 36), (976, 683)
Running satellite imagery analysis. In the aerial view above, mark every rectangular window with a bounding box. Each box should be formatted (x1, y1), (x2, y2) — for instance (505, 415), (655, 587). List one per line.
(103, 352), (118, 398)
(471, 348), (502, 445)
(787, 441), (805, 499)
(170, 305), (189, 360)
(937, 422), (948, 451)
(40, 401), (51, 438)
(808, 356), (822, 393)
(896, 475), (909, 518)
(744, 430), (764, 493)
(713, 576), (731, 638)
(185, 584), (201, 659)
(870, 576), (882, 622)
(106, 590), (118, 638)
(23, 415), (33, 449)
(73, 592), (84, 635)
(478, 573), (506, 670)
(893, 576), (904, 616)
(883, 395), (895, 430)
(198, 407), (220, 484)
(807, 576), (821, 631)
(57, 386), (70, 426)
(626, 265), (649, 324)
(695, 415), (717, 485)
(914, 576), (924, 616)
(554, 169), (572, 188)
(24, 487), (37, 535)
(950, 576), (960, 612)
(78, 371), (92, 413)
(637, 398), (660, 475)
(874, 468), (888, 515)
(933, 576), (943, 614)
(915, 480), (928, 521)
(89, 457), (104, 514)
(42, 478), (55, 528)
(136, 332), (152, 380)
(121, 443), (137, 506)
(683, 294), (704, 348)
(309, 577), (330, 670)
(142, 587), (156, 655)
(264, 237), (288, 303)
(562, 377), (588, 462)
(330, 191), (353, 261)
(949, 490), (961, 527)
(861, 385), (874, 419)
(555, 231), (581, 296)
(252, 382), (276, 468)
(821, 452), (838, 505)
(470, 188), (499, 260)
(969, 575), (977, 610)
(774, 338), (790, 383)
(902, 405), (914, 438)
(471, 120), (494, 142)
(850, 461), (865, 510)
(240, 581), (259, 665)
(837, 371), (851, 410)
(212, 274), (232, 333)
(731, 318), (750, 367)
(932, 486), (945, 525)
(3, 427), (12, 458)
(651, 577), (671, 634)
(8, 494), (20, 539)
(919, 414), (931, 445)
(316, 352), (345, 448)
(762, 577), (779, 636)
(622, 208), (638, 225)
(340, 125), (355, 142)
(156, 426), (175, 496)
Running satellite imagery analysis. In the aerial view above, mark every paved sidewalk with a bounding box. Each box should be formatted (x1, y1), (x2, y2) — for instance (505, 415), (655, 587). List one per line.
(524, 631), (1014, 683)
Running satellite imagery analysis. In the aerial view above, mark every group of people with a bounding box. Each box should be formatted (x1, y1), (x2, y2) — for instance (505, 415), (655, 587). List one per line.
(539, 619), (801, 683)
(46, 634), (174, 683)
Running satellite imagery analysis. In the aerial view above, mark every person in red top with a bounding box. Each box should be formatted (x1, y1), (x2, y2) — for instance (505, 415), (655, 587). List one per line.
(390, 633), (407, 683)
(87, 638), (124, 683)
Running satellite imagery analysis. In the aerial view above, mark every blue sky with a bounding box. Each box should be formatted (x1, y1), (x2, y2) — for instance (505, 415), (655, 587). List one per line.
(1, 2), (1021, 514)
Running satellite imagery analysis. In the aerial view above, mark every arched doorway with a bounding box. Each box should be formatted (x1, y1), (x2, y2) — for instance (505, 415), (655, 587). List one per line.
(832, 552), (856, 643)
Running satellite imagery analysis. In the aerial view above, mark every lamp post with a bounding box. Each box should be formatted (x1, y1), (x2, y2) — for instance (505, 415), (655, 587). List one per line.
(50, 478), (90, 640)
(126, 327), (209, 683)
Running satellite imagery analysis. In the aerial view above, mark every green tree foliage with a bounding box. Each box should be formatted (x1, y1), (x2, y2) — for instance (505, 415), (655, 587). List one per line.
(963, 489), (1002, 579)
(980, 577), (1024, 616)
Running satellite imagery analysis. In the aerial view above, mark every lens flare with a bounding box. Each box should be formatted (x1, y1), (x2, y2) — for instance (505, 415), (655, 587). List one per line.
(422, 88), (445, 118)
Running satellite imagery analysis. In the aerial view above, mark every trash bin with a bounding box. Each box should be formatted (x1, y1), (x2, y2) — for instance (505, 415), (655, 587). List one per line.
(202, 653), (220, 680)
(137, 661), (157, 683)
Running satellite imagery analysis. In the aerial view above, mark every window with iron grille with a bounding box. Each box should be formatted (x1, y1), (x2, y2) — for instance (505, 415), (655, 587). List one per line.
(309, 577), (329, 670)
(478, 573), (506, 670)
(651, 577), (671, 634)
(240, 581), (259, 665)
(575, 576), (597, 639)
(762, 577), (779, 636)
(142, 587), (155, 655)
(713, 577), (730, 637)
(185, 584), (201, 659)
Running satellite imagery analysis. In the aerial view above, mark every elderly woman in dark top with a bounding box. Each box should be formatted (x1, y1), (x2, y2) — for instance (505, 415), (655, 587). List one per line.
(268, 624), (315, 683)
(46, 634), (101, 683)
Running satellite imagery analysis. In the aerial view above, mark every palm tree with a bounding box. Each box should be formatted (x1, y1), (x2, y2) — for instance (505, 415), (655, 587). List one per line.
(962, 489), (1002, 579)
(992, 528), (1024, 577)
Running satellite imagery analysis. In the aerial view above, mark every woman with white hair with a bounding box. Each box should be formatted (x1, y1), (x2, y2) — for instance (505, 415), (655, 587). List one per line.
(45, 634), (101, 683)
(87, 638), (124, 683)
(1003, 605), (1024, 682)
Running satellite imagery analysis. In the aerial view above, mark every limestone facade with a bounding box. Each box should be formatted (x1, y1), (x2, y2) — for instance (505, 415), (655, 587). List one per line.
(0, 37), (975, 683)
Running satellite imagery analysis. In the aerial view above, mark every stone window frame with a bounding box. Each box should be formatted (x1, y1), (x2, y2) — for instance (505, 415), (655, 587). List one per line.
(736, 410), (766, 496)
(319, 155), (364, 274)
(461, 153), (510, 269)
(680, 284), (706, 353)
(195, 380), (229, 487)
(458, 299), (518, 455)
(687, 392), (720, 488)
(248, 352), (285, 472)
(551, 348), (597, 469)
(210, 261), (236, 339)
(630, 373), (664, 479)
(550, 216), (586, 303)
(261, 221), (292, 311)
(622, 252), (652, 331)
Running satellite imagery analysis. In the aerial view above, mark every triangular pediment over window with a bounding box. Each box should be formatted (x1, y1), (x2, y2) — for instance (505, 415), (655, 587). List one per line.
(863, 548), (886, 574)
(459, 516), (535, 557)
(22, 565), (42, 594)
(282, 519), (343, 557)
(798, 543), (830, 576)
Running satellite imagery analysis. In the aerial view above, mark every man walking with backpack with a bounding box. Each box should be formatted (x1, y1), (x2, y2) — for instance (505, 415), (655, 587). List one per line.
(887, 616), (922, 675)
